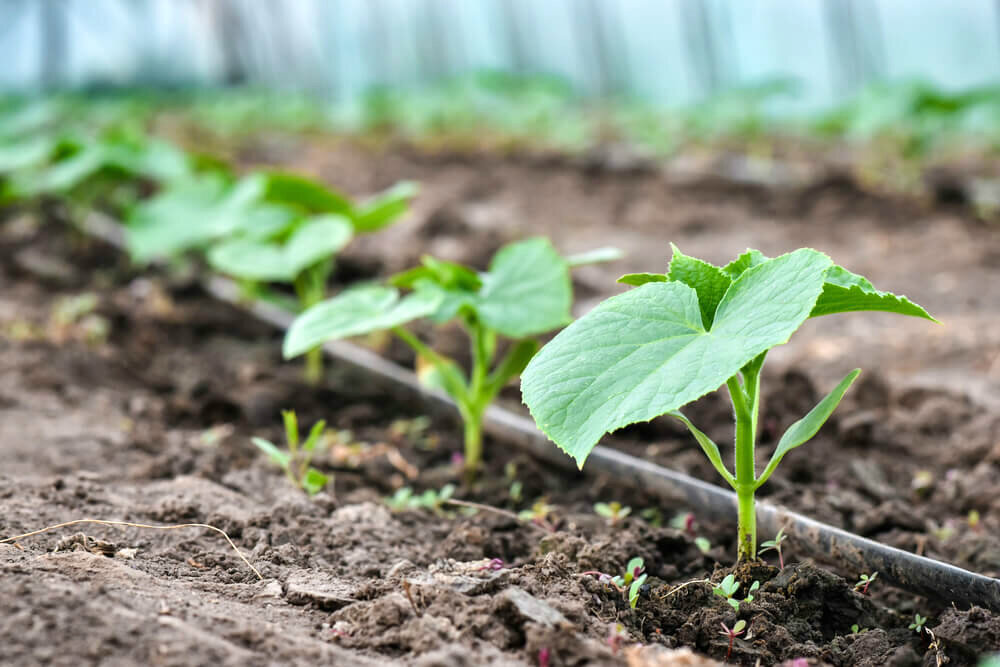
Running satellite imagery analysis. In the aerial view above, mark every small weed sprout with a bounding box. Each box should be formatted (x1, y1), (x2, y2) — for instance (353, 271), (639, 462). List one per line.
(758, 528), (788, 569)
(851, 624), (868, 634)
(594, 501), (632, 525)
(910, 614), (927, 634)
(640, 507), (664, 527)
(607, 623), (628, 653)
(582, 557), (648, 609)
(719, 619), (747, 662)
(694, 536), (713, 553)
(854, 572), (878, 595)
(523, 245), (934, 560)
(517, 498), (557, 531)
(251, 410), (329, 495)
(385, 484), (456, 515)
(712, 574), (759, 612)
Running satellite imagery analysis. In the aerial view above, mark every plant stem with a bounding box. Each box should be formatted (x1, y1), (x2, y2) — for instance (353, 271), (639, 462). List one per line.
(463, 408), (483, 479)
(295, 264), (330, 385)
(728, 375), (757, 561)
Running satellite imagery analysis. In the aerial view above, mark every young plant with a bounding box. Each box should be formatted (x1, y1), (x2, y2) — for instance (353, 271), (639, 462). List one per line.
(719, 619), (747, 662)
(207, 175), (418, 383)
(712, 573), (759, 612)
(758, 528), (788, 569)
(252, 410), (330, 496)
(611, 557), (648, 609)
(522, 245), (934, 560)
(384, 483), (456, 514)
(854, 572), (878, 595)
(284, 238), (619, 476)
(594, 501), (632, 525)
(583, 557), (647, 609)
(909, 613), (928, 634)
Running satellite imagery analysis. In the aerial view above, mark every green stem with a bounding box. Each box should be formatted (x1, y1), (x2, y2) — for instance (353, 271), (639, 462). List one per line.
(462, 408), (483, 480)
(464, 319), (493, 475)
(728, 376), (757, 561)
(294, 264), (330, 385)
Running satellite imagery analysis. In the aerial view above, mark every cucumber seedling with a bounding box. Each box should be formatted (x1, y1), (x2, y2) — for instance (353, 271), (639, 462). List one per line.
(208, 175), (418, 384)
(284, 238), (620, 476)
(522, 245), (934, 560)
(252, 410), (330, 496)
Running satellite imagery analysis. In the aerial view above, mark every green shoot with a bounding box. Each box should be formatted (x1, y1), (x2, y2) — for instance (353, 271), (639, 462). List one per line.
(384, 484), (456, 515)
(584, 557), (647, 609)
(850, 624), (868, 634)
(758, 528), (788, 569)
(522, 245), (934, 560)
(854, 572), (878, 595)
(712, 573), (759, 612)
(719, 619), (747, 662)
(284, 238), (618, 477)
(594, 501), (632, 525)
(251, 410), (330, 496)
(517, 498), (557, 531)
(909, 613), (927, 634)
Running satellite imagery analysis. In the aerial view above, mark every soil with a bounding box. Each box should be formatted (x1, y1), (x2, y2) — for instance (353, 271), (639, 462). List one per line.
(2, 141), (1000, 665)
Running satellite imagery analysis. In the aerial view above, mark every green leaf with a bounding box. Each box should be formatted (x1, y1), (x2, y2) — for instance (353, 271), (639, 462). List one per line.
(283, 285), (443, 359)
(282, 410), (299, 448)
(302, 468), (329, 496)
(755, 368), (861, 489)
(416, 354), (469, 402)
(721, 249), (768, 279)
(260, 171), (353, 216)
(474, 238), (572, 338)
(302, 419), (327, 453)
(127, 175), (294, 263)
(522, 249), (833, 468)
(629, 574), (647, 608)
(669, 411), (735, 487)
(667, 243), (733, 328)
(617, 272), (667, 287)
(0, 136), (56, 174)
(207, 215), (352, 283)
(251, 437), (291, 468)
(565, 246), (624, 267)
(353, 181), (418, 232)
(810, 265), (936, 321)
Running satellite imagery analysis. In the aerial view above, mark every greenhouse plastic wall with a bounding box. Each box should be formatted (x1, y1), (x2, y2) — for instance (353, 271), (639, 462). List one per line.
(2, 0), (999, 110)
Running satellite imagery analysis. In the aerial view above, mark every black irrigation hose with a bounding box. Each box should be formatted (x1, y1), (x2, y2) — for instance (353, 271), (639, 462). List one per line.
(83, 213), (1000, 612)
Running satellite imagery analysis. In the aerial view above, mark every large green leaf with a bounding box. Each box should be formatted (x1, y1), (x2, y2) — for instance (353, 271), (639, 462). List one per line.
(207, 215), (353, 282)
(521, 249), (833, 467)
(755, 368), (861, 488)
(666, 243), (732, 328)
(0, 136), (57, 174)
(475, 238), (572, 338)
(127, 175), (293, 263)
(810, 265), (936, 321)
(283, 285), (443, 358)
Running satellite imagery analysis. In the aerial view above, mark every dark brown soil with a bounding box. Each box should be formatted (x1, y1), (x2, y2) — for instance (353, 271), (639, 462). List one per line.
(2, 145), (1000, 665)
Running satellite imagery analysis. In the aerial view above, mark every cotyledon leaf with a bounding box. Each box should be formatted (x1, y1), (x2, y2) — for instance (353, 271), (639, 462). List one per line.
(521, 248), (833, 468)
(283, 285), (443, 359)
(755, 368), (861, 489)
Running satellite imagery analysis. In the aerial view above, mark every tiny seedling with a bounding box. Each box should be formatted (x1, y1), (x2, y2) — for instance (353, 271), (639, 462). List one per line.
(584, 557), (648, 609)
(594, 501), (632, 525)
(854, 572), (878, 595)
(384, 483), (456, 514)
(719, 619), (747, 662)
(694, 536), (712, 554)
(284, 238), (620, 476)
(712, 573), (759, 612)
(252, 410), (330, 496)
(758, 528), (788, 569)
(517, 498), (557, 531)
(909, 613), (927, 634)
(850, 624), (868, 634)
(523, 245), (934, 560)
